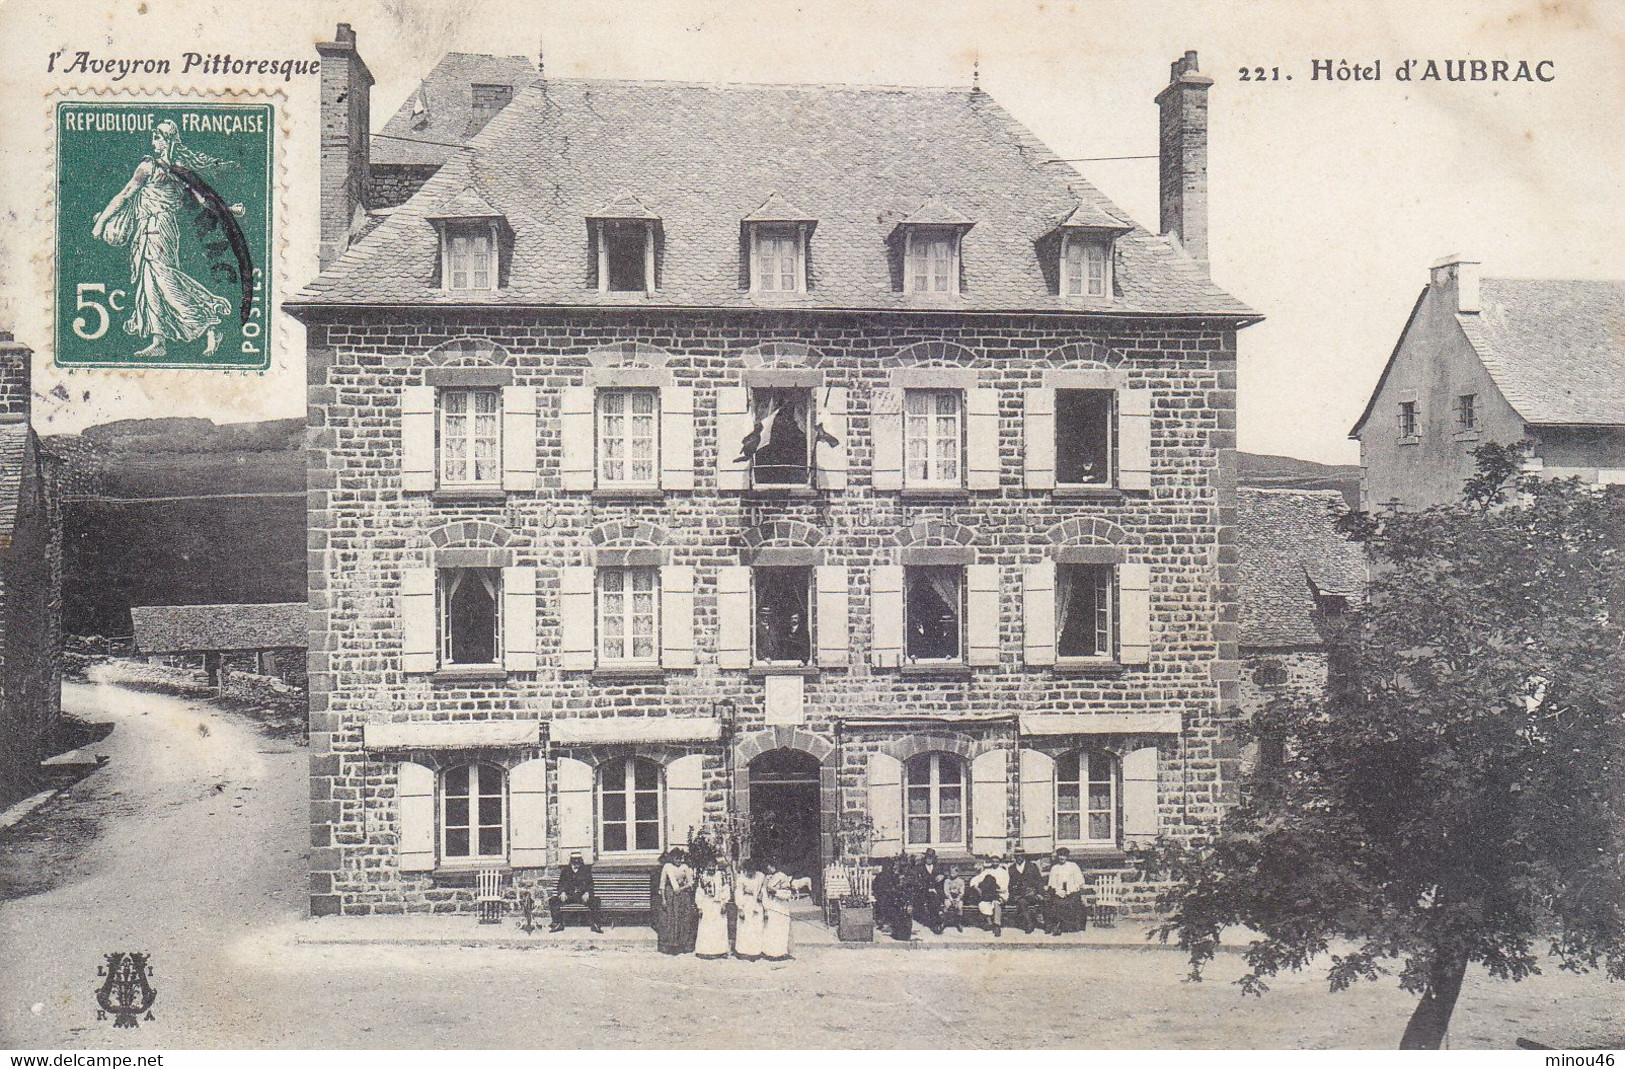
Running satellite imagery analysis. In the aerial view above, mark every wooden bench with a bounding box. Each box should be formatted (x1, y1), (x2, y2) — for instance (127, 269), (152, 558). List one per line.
(546, 866), (657, 927)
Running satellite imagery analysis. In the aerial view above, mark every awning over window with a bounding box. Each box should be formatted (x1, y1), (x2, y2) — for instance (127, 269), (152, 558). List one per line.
(364, 721), (542, 750)
(549, 718), (723, 745)
(1019, 713), (1181, 736)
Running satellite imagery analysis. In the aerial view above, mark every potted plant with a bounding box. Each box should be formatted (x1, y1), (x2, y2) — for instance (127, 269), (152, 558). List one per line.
(832, 812), (877, 941)
(837, 892), (875, 941)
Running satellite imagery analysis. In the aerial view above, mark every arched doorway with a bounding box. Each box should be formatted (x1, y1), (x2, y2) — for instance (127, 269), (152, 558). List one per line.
(747, 748), (821, 882)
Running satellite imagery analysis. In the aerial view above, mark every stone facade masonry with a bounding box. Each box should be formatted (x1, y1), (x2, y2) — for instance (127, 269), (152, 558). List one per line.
(304, 308), (1240, 916)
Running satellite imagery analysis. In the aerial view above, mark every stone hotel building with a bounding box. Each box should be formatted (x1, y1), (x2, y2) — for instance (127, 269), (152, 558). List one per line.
(286, 26), (1259, 916)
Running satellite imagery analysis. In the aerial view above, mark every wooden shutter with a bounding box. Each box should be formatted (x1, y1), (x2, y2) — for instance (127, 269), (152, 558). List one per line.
(716, 386), (751, 491)
(815, 565), (849, 667)
(965, 387), (1001, 490)
(401, 385), (436, 492)
(1022, 561), (1057, 666)
(559, 386), (595, 491)
(1023, 387), (1056, 490)
(1118, 562), (1152, 666)
(1117, 386), (1153, 491)
(965, 564), (1001, 667)
(556, 755), (595, 862)
(508, 757), (548, 869)
(1121, 745), (1160, 845)
(665, 754), (705, 849)
(660, 565), (696, 669)
(871, 388), (904, 491)
(397, 760), (436, 872)
(401, 567), (437, 674)
(559, 566), (596, 670)
(501, 385), (538, 492)
(815, 386), (848, 491)
(660, 385), (695, 492)
(971, 749), (1008, 856)
(867, 752), (903, 856)
(1019, 748), (1055, 855)
(869, 565), (904, 668)
(715, 566), (751, 669)
(501, 566), (537, 672)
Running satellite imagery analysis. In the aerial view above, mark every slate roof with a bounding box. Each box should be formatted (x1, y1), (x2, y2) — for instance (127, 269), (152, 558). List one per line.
(130, 603), (308, 653)
(294, 75), (1256, 317)
(0, 424), (27, 537)
(1238, 488), (1366, 648)
(372, 52), (536, 168)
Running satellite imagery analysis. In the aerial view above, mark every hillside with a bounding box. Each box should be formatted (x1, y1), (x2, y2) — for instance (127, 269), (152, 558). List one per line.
(1239, 452), (1360, 506)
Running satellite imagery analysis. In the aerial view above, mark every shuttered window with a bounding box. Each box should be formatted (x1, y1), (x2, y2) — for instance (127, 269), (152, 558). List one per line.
(905, 753), (967, 848)
(598, 389), (659, 487)
(441, 762), (506, 861)
(441, 568), (500, 666)
(439, 388), (501, 486)
(598, 567), (658, 666)
(755, 566), (812, 666)
(1055, 389), (1112, 486)
(905, 566), (962, 662)
(599, 756), (662, 854)
(1056, 751), (1116, 845)
(1057, 564), (1113, 659)
(905, 389), (961, 487)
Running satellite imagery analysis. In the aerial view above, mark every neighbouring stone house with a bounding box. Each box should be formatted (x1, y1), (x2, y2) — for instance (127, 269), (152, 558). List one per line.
(0, 332), (65, 807)
(1351, 257), (1625, 510)
(286, 26), (1259, 916)
(130, 602), (308, 688)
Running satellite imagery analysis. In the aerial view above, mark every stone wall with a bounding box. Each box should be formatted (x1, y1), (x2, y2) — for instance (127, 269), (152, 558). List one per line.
(0, 434), (64, 806)
(368, 165), (441, 211)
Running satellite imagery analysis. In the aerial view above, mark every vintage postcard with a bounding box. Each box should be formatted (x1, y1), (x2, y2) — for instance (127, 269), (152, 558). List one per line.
(0, 0), (1619, 1060)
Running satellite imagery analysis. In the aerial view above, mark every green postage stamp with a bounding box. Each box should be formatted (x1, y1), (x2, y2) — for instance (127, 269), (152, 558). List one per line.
(55, 100), (274, 370)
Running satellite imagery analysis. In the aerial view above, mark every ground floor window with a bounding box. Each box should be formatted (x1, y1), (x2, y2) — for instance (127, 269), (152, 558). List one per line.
(905, 752), (966, 848)
(599, 756), (662, 853)
(1056, 751), (1116, 845)
(442, 762), (506, 861)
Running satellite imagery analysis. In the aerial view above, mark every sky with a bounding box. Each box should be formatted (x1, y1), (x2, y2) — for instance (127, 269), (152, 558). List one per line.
(1, 0), (1621, 462)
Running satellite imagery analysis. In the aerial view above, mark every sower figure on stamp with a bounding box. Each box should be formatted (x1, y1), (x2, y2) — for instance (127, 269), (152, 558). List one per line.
(548, 851), (604, 933)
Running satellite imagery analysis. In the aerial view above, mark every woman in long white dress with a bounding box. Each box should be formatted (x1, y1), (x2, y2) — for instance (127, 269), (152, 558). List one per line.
(733, 859), (766, 960)
(761, 859), (795, 961)
(693, 863), (732, 959)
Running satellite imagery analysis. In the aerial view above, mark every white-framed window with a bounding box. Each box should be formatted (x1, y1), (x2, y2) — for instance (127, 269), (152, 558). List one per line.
(1055, 751), (1117, 846)
(904, 389), (962, 488)
(440, 568), (501, 666)
(598, 221), (655, 292)
(598, 567), (659, 666)
(597, 388), (660, 487)
(598, 755), (663, 854)
(905, 752), (967, 848)
(754, 566), (812, 665)
(441, 762), (507, 861)
(1062, 234), (1111, 298)
(904, 565), (963, 662)
(752, 224), (804, 293)
(445, 223), (497, 291)
(908, 229), (959, 294)
(1399, 401), (1418, 438)
(438, 387), (502, 487)
(1056, 564), (1113, 660)
(746, 387), (813, 487)
(1456, 393), (1476, 430)
(1055, 389), (1113, 486)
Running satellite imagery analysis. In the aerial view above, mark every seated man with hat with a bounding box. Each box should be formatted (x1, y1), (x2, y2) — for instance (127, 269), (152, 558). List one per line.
(547, 852), (604, 933)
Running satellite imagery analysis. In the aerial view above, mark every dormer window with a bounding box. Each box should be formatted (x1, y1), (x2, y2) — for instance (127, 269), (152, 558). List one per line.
(1053, 204), (1129, 301)
(590, 194), (661, 296)
(427, 187), (508, 293)
(894, 199), (973, 297)
(742, 193), (815, 295)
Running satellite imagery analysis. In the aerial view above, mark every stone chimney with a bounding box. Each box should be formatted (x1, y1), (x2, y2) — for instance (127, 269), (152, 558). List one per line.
(0, 331), (32, 423)
(1429, 255), (1481, 314)
(316, 23), (374, 271)
(1155, 50), (1214, 269)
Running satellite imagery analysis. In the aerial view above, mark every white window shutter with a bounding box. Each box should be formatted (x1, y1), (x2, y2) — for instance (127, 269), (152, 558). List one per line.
(401, 385), (436, 492)
(665, 753), (705, 850)
(971, 749), (1008, 856)
(508, 757), (548, 868)
(660, 565), (696, 669)
(1023, 388), (1056, 490)
(965, 564), (1001, 667)
(502, 565), (537, 672)
(1117, 386), (1153, 491)
(715, 566), (752, 669)
(559, 566), (596, 670)
(397, 760), (436, 872)
(1119, 562), (1151, 666)
(871, 388), (904, 491)
(716, 387), (752, 491)
(965, 387), (1001, 490)
(401, 567), (437, 674)
(814, 386), (848, 491)
(501, 385), (537, 492)
(556, 755), (595, 862)
(815, 565), (849, 667)
(867, 752), (903, 856)
(660, 385), (695, 491)
(1022, 561), (1057, 666)
(869, 565), (904, 668)
(559, 386), (595, 491)
(1121, 745), (1160, 845)
(1019, 748), (1055, 855)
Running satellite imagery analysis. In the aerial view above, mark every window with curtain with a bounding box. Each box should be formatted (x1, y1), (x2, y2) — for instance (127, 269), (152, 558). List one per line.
(598, 567), (658, 665)
(598, 756), (662, 853)
(1057, 564), (1113, 659)
(1056, 751), (1116, 845)
(904, 389), (962, 487)
(909, 230), (958, 294)
(753, 225), (801, 292)
(438, 388), (501, 486)
(597, 388), (659, 487)
(446, 225), (495, 290)
(905, 752), (967, 848)
(441, 568), (500, 666)
(745, 387), (811, 486)
(441, 762), (506, 861)
(754, 566), (812, 665)
(905, 565), (962, 662)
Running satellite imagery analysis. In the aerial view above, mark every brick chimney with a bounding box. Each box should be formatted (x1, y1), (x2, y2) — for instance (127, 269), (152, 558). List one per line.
(316, 23), (374, 271)
(0, 331), (32, 423)
(1429, 255), (1481, 314)
(1155, 50), (1214, 269)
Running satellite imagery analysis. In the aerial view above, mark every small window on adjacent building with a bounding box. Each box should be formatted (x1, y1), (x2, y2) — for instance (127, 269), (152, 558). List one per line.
(744, 388), (812, 487)
(439, 387), (502, 487)
(752, 224), (804, 293)
(445, 224), (497, 291)
(1055, 751), (1116, 845)
(598, 567), (659, 666)
(441, 762), (506, 861)
(754, 566), (812, 665)
(908, 229), (959, 294)
(599, 756), (662, 854)
(1055, 389), (1113, 485)
(1456, 393), (1476, 430)
(904, 389), (962, 488)
(597, 389), (659, 488)
(905, 565), (962, 662)
(1399, 401), (1418, 438)
(1057, 564), (1113, 660)
(441, 568), (501, 666)
(601, 221), (651, 292)
(905, 752), (967, 848)
(1062, 235), (1110, 298)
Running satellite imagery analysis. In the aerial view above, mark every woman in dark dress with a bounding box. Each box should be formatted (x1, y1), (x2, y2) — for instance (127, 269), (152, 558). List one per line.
(657, 847), (697, 954)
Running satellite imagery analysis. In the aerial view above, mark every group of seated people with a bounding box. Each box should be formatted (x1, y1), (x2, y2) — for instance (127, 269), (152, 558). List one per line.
(871, 847), (1094, 938)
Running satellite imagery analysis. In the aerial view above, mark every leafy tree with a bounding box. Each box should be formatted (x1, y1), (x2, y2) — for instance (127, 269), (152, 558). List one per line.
(1148, 448), (1624, 1048)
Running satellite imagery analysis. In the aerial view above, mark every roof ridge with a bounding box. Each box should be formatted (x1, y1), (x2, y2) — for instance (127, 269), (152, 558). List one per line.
(537, 75), (979, 94)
